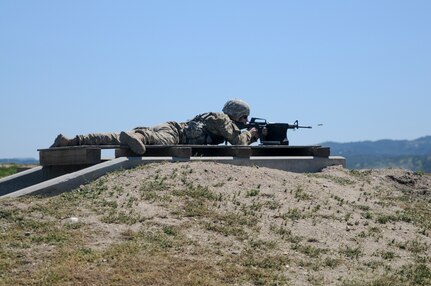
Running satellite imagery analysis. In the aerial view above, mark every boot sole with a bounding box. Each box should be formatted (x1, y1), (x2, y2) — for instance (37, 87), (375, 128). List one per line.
(120, 132), (146, 155)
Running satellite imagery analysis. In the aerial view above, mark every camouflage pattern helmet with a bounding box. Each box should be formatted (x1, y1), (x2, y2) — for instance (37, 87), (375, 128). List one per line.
(222, 99), (250, 121)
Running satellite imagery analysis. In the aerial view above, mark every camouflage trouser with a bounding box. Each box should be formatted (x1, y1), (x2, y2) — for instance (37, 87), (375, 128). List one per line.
(77, 122), (184, 145)
(77, 133), (121, 145)
(133, 121), (184, 145)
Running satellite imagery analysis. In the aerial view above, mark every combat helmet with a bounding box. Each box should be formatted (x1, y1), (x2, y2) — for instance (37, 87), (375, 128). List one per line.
(222, 99), (250, 121)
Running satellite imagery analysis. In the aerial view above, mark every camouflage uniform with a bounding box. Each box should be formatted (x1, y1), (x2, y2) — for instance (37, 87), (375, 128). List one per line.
(53, 112), (255, 148)
(51, 99), (256, 154)
(179, 112), (255, 145)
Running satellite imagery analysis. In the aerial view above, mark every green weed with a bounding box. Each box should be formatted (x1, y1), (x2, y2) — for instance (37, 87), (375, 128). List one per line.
(0, 166), (17, 178)
(341, 246), (362, 260)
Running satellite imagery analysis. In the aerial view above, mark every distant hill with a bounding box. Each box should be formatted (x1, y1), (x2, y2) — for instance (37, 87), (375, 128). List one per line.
(0, 158), (39, 165)
(323, 136), (431, 172)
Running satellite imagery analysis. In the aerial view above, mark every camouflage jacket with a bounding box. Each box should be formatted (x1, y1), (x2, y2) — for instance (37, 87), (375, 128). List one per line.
(181, 112), (255, 145)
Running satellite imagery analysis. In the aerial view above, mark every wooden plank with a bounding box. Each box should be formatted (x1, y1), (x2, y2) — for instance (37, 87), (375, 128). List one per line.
(115, 148), (136, 157)
(187, 146), (251, 157)
(250, 146), (317, 157)
(39, 148), (101, 166)
(232, 147), (251, 158)
(42, 145), (330, 162)
(115, 146), (191, 158)
(38, 145), (123, 151)
(312, 147), (330, 158)
(170, 147), (192, 158)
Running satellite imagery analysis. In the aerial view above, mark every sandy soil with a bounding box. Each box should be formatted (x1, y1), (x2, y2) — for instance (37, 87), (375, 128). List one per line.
(1, 161), (430, 285)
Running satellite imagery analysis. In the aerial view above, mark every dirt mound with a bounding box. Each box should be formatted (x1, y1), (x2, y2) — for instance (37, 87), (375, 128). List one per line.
(1, 162), (430, 285)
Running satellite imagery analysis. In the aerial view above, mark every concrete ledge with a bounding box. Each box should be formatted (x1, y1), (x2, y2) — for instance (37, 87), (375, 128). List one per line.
(2, 156), (345, 198)
(2, 158), (132, 197)
(0, 166), (43, 196)
(0, 164), (98, 196)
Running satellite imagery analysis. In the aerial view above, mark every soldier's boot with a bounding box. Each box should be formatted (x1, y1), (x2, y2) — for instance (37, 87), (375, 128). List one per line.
(50, 134), (79, 148)
(120, 131), (146, 155)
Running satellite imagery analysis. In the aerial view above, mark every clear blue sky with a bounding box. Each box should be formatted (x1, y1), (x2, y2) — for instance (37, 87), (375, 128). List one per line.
(1, 1), (430, 159)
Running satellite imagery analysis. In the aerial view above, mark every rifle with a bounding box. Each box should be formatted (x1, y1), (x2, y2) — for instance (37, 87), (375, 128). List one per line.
(244, 117), (312, 145)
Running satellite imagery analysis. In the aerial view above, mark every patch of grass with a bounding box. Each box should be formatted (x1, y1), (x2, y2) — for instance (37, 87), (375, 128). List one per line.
(400, 201), (431, 232)
(204, 211), (257, 239)
(348, 261), (431, 286)
(362, 211), (373, 220)
(282, 207), (305, 220)
(101, 210), (142, 225)
(140, 188), (164, 202)
(0, 207), (20, 221)
(246, 188), (260, 197)
(364, 260), (385, 271)
(138, 229), (183, 250)
(403, 239), (428, 254)
(8, 236), (214, 285)
(0, 165), (17, 178)
(220, 256), (290, 285)
(264, 200), (282, 210)
(240, 252), (289, 271)
(357, 226), (384, 240)
(270, 224), (304, 244)
(380, 250), (396, 260)
(375, 211), (413, 224)
(270, 224), (291, 237)
(24, 220), (284, 285)
(182, 198), (211, 217)
(340, 246), (362, 260)
(324, 257), (342, 268)
(247, 239), (278, 251)
(212, 182), (225, 187)
(173, 183), (217, 201)
(355, 204), (371, 211)
(368, 226), (382, 236)
(241, 201), (264, 216)
(0, 204), (88, 283)
(30, 228), (69, 245)
(66, 178), (109, 201)
(292, 243), (327, 258)
(332, 195), (346, 206)
(139, 176), (169, 199)
(1, 209), (72, 247)
(294, 185), (312, 201)
(398, 262), (431, 285)
(162, 225), (178, 236)
(311, 173), (356, 185)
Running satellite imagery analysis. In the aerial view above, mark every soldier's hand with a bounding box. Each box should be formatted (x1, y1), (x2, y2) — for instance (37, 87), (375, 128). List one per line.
(249, 127), (260, 139)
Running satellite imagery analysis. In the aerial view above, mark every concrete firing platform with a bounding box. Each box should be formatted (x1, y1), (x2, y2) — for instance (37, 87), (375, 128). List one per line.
(0, 144), (344, 197)
(38, 145), (331, 166)
(1, 156), (345, 198)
